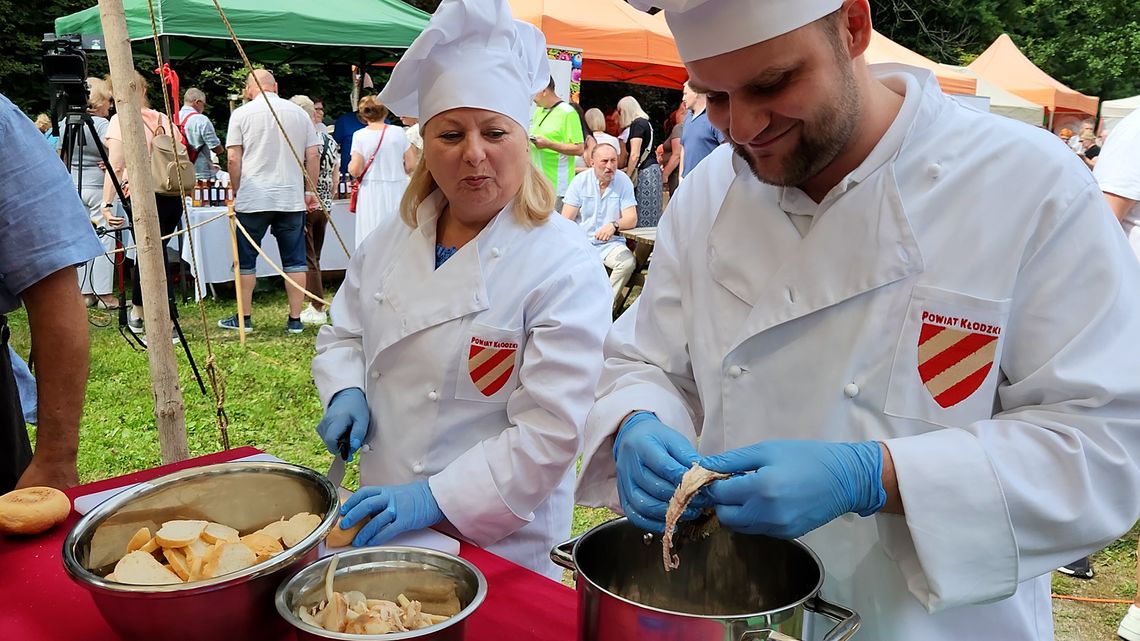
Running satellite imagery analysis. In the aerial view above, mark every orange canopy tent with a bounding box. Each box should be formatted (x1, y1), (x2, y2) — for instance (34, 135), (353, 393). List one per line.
(967, 34), (1098, 118)
(509, 0), (685, 89)
(865, 31), (976, 95)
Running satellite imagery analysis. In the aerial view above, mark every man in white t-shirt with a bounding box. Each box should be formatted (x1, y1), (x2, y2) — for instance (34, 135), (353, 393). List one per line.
(1092, 106), (1140, 641)
(1093, 109), (1140, 251)
(561, 141), (638, 303)
(218, 69), (320, 334)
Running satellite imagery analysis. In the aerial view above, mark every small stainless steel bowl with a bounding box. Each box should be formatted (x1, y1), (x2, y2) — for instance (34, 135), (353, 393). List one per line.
(62, 461), (338, 641)
(276, 546), (488, 640)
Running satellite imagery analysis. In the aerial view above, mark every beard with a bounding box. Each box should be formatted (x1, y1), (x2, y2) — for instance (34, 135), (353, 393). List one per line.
(732, 59), (861, 188)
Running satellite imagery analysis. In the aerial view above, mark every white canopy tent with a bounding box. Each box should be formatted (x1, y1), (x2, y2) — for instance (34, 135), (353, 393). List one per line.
(939, 64), (1044, 126)
(1100, 95), (1140, 136)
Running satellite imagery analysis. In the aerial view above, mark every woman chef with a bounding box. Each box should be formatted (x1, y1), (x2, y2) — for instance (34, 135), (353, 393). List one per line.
(310, 0), (611, 580)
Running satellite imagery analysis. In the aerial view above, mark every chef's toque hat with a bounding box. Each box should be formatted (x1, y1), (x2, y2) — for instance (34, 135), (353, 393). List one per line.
(379, 0), (550, 130)
(629, 0), (843, 62)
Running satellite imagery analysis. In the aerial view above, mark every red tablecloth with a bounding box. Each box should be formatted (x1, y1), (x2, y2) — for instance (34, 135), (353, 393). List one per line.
(0, 447), (578, 640)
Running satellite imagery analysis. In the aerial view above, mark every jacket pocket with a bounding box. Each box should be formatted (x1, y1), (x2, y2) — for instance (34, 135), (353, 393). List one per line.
(455, 323), (524, 403)
(884, 286), (1011, 428)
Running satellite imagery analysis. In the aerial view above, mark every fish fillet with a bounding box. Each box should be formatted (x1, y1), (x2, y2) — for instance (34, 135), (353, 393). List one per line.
(663, 463), (730, 572)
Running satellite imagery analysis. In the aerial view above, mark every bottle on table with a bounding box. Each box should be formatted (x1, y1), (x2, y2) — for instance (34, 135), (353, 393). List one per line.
(191, 180), (203, 207)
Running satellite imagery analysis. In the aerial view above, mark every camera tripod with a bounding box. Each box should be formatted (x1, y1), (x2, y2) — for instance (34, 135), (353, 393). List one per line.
(57, 110), (206, 395)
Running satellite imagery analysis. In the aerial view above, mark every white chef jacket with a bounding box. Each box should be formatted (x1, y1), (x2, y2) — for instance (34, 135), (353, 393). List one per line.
(314, 190), (611, 580)
(576, 65), (1140, 641)
(1093, 108), (1140, 254)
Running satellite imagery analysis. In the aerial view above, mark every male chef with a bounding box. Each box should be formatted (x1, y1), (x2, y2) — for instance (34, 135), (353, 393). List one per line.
(575, 1), (1140, 640)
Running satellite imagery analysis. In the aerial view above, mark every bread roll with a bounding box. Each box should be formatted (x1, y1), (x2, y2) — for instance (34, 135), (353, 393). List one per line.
(0, 486), (71, 535)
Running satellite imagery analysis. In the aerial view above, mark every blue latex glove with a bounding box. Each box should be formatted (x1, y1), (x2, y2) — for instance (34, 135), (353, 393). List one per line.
(700, 440), (886, 539)
(613, 411), (708, 533)
(339, 480), (444, 547)
(315, 387), (370, 461)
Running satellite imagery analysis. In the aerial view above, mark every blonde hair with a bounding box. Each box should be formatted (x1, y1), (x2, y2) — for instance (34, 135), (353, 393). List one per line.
(34, 113), (52, 132)
(616, 96), (649, 129)
(358, 96), (389, 123)
(290, 94), (315, 118)
(399, 158), (554, 229)
(87, 77), (112, 112)
(584, 107), (606, 133)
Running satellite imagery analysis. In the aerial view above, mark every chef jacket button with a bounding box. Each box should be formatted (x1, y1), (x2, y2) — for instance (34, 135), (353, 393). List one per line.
(373, 292), (384, 303)
(897, 246), (910, 263)
(844, 383), (860, 398)
(927, 163), (941, 179)
(727, 365), (743, 378)
(490, 247), (501, 258)
(785, 286), (795, 303)
(427, 390), (439, 401)
(370, 371), (380, 380)
(412, 463), (424, 474)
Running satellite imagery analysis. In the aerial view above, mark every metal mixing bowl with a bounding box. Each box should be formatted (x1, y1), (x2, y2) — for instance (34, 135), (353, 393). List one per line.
(276, 546), (488, 640)
(62, 461), (339, 641)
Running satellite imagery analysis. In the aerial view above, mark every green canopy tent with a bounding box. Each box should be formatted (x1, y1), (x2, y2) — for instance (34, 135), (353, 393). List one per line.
(54, 0), (430, 65)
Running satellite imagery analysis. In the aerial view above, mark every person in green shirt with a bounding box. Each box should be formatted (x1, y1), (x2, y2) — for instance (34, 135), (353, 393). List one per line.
(530, 77), (584, 210)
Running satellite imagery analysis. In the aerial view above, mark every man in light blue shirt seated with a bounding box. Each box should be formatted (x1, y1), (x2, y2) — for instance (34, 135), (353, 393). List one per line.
(560, 142), (638, 303)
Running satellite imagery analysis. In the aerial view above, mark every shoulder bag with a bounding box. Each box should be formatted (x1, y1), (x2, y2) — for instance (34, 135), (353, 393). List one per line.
(149, 115), (196, 197)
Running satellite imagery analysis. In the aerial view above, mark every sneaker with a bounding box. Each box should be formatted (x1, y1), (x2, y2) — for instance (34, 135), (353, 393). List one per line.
(1119, 604), (1140, 641)
(299, 304), (328, 325)
(127, 314), (144, 334)
(217, 314), (254, 333)
(286, 317), (304, 334)
(1056, 556), (1094, 580)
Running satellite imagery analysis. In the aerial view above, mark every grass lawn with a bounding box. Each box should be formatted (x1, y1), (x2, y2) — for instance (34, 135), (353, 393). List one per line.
(6, 281), (1135, 637)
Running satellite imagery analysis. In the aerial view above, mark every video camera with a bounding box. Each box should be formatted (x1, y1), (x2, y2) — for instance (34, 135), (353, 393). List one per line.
(42, 33), (90, 121)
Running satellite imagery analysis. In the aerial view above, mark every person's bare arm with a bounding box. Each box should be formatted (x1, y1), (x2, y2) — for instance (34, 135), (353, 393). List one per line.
(403, 147), (418, 175)
(625, 138), (643, 178)
(561, 203), (581, 221)
(662, 138), (682, 183)
(617, 204), (637, 232)
(99, 137), (127, 226)
(15, 268), (91, 490)
(1105, 192), (1138, 223)
(533, 137), (585, 156)
(878, 442), (903, 515)
(227, 145), (243, 194)
(348, 152), (364, 180)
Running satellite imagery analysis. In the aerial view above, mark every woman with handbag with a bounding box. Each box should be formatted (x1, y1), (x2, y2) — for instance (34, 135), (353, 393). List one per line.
(617, 95), (662, 228)
(100, 70), (183, 344)
(347, 96), (417, 249)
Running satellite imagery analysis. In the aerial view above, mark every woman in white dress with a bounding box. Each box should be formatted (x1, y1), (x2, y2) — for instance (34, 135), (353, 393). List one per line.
(348, 96), (417, 248)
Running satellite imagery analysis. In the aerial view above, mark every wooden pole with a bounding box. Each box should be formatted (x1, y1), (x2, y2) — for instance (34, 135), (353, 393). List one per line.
(227, 207), (247, 346)
(99, 0), (190, 464)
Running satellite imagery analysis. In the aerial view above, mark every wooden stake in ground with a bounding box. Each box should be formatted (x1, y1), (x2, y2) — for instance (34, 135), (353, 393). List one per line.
(98, 0), (189, 464)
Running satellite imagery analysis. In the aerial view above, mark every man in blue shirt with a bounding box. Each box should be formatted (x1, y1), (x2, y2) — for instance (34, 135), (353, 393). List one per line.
(560, 142), (638, 304)
(680, 80), (726, 177)
(0, 92), (103, 492)
(178, 88), (224, 180)
(332, 102), (366, 175)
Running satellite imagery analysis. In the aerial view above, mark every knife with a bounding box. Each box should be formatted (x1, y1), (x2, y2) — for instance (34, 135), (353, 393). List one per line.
(326, 433), (350, 488)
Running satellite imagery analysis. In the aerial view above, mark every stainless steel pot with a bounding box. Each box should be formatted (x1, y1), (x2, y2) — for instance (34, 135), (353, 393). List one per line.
(551, 518), (860, 641)
(62, 461), (339, 641)
(275, 546), (488, 640)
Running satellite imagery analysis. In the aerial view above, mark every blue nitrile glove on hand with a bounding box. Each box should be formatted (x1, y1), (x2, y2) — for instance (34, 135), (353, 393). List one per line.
(700, 440), (886, 539)
(613, 411), (708, 533)
(316, 387), (370, 462)
(339, 480), (444, 547)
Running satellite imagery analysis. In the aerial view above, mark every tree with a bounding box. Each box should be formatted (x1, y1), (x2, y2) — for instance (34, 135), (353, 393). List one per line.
(1014, 0), (1140, 99)
(1, 0), (95, 115)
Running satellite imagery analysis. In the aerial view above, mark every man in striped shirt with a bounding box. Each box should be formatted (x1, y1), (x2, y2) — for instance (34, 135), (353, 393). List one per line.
(530, 77), (584, 210)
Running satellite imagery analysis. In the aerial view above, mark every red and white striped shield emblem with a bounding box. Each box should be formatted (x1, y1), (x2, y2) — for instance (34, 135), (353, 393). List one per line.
(468, 337), (518, 397)
(918, 312), (1000, 408)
